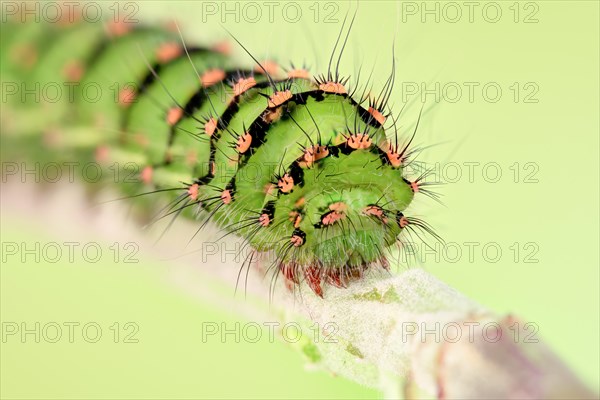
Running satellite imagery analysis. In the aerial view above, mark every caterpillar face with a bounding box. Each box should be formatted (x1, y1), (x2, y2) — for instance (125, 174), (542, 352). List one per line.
(3, 13), (436, 298)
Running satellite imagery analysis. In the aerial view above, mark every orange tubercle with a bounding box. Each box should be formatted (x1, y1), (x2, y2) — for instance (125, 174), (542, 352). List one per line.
(235, 132), (252, 154)
(410, 181), (419, 193)
(201, 68), (226, 87)
(368, 106), (386, 125)
(386, 149), (402, 168)
(262, 107), (283, 123)
(212, 41), (231, 55)
(156, 42), (182, 63)
(399, 216), (409, 228)
(288, 211), (299, 222)
(204, 118), (218, 136)
(287, 68), (311, 79)
(322, 211), (345, 226)
(106, 20), (132, 37)
(293, 214), (302, 228)
(140, 166), (153, 185)
(267, 90), (292, 108)
(329, 202), (348, 212)
(259, 214), (271, 227)
(166, 107), (183, 126)
(347, 133), (372, 150)
(232, 77), (257, 97)
(291, 234), (304, 247)
(302, 145), (329, 167)
(187, 183), (199, 200)
(364, 205), (388, 224)
(94, 146), (110, 164)
(62, 60), (84, 81)
(255, 60), (279, 76)
(118, 87), (136, 106)
(319, 81), (347, 94)
(277, 174), (294, 193)
(220, 189), (232, 205)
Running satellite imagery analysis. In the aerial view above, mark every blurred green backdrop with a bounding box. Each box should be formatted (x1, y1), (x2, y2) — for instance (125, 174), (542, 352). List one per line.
(1, 1), (598, 398)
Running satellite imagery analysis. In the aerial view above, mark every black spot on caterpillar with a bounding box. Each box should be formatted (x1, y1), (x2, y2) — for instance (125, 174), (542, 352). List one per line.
(1, 7), (442, 298)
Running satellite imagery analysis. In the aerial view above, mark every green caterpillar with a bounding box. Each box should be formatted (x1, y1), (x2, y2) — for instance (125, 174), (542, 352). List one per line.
(2, 11), (438, 297)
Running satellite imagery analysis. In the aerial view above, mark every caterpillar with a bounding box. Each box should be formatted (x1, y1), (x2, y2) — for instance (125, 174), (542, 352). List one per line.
(2, 5), (439, 298)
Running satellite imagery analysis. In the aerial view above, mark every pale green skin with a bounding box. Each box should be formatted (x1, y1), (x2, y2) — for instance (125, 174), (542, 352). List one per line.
(2, 19), (415, 272)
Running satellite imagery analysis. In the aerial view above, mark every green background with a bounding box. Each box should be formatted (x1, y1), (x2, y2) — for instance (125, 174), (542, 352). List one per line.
(1, 1), (598, 398)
